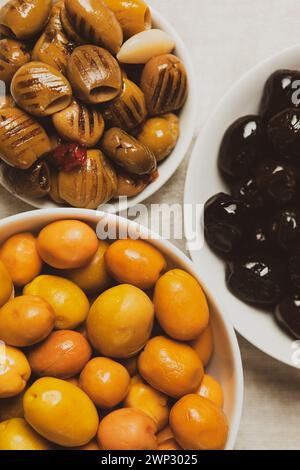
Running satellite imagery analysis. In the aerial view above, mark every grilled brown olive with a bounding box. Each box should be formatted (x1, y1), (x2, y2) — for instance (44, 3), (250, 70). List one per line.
(58, 149), (118, 208)
(0, 39), (30, 84)
(103, 79), (147, 130)
(0, 0), (52, 40)
(32, 4), (75, 75)
(115, 171), (147, 198)
(49, 168), (65, 204)
(64, 0), (123, 54)
(60, 1), (85, 44)
(11, 61), (73, 117)
(141, 54), (188, 116)
(137, 113), (179, 161)
(52, 100), (105, 147)
(103, 0), (152, 39)
(4, 160), (51, 198)
(0, 94), (15, 110)
(101, 127), (156, 175)
(0, 107), (51, 169)
(67, 45), (122, 105)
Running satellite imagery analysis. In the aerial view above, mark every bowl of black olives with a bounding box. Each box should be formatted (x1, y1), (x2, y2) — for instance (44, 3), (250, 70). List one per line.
(0, 0), (196, 212)
(185, 44), (300, 367)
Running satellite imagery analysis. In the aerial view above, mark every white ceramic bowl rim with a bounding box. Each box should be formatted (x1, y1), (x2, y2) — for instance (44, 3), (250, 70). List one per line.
(0, 5), (197, 213)
(0, 207), (243, 450)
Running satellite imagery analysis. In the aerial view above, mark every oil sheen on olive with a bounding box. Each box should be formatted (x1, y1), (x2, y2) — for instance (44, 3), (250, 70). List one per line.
(204, 193), (248, 259)
(270, 208), (300, 251)
(275, 292), (300, 339)
(267, 109), (300, 159)
(226, 252), (288, 306)
(255, 160), (298, 207)
(218, 115), (265, 182)
(4, 161), (51, 199)
(232, 177), (264, 212)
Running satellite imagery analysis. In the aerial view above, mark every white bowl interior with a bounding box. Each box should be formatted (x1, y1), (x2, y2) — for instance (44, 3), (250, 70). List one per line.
(184, 43), (300, 368)
(0, 5), (197, 212)
(0, 208), (243, 449)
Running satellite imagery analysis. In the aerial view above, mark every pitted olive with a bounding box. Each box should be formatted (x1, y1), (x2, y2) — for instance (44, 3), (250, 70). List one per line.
(58, 149), (118, 208)
(52, 100), (105, 148)
(141, 54), (188, 116)
(103, 0), (152, 39)
(64, 0), (123, 54)
(137, 114), (179, 161)
(67, 46), (122, 105)
(4, 161), (51, 199)
(103, 79), (147, 130)
(115, 171), (147, 198)
(0, 107), (51, 169)
(11, 61), (72, 117)
(0, 39), (30, 84)
(0, 0), (52, 40)
(101, 127), (156, 176)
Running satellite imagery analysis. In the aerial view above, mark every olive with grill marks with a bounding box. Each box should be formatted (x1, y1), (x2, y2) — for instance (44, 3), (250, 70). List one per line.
(67, 45), (122, 105)
(11, 61), (72, 117)
(0, 39), (30, 84)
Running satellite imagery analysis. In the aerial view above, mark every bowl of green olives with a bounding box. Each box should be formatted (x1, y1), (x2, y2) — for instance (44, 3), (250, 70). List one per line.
(0, 0), (196, 211)
(185, 43), (300, 368)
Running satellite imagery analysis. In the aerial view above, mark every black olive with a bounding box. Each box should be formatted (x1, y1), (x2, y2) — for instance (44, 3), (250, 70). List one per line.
(218, 115), (266, 182)
(289, 244), (300, 289)
(204, 192), (248, 259)
(270, 207), (300, 251)
(267, 109), (300, 159)
(226, 252), (288, 307)
(255, 159), (298, 207)
(244, 218), (276, 253)
(260, 69), (300, 122)
(275, 291), (300, 339)
(232, 177), (264, 212)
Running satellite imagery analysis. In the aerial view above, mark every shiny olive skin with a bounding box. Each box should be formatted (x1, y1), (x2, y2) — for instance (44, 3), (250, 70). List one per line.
(0, 39), (30, 84)
(0, 0), (52, 40)
(226, 252), (288, 307)
(102, 128), (156, 176)
(289, 244), (300, 289)
(244, 219), (276, 254)
(275, 292), (300, 339)
(270, 208), (300, 251)
(137, 114), (180, 162)
(267, 109), (300, 159)
(204, 193), (248, 259)
(4, 161), (51, 199)
(141, 54), (188, 116)
(0, 95), (15, 110)
(67, 46), (122, 105)
(255, 160), (298, 207)
(232, 177), (264, 212)
(260, 70), (300, 122)
(218, 115), (265, 182)
(115, 172), (147, 198)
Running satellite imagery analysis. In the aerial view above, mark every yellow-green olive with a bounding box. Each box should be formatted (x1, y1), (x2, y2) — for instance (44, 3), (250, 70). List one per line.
(137, 114), (180, 162)
(4, 161), (51, 199)
(60, 1), (85, 44)
(49, 168), (65, 205)
(103, 79), (147, 131)
(103, 0), (152, 39)
(140, 54), (188, 116)
(11, 61), (73, 117)
(102, 127), (156, 176)
(0, 107), (51, 169)
(0, 39), (30, 84)
(67, 45), (122, 105)
(0, 0), (52, 40)
(64, 0), (123, 54)
(52, 100), (105, 148)
(58, 149), (118, 208)
(32, 4), (75, 76)
(115, 172), (147, 198)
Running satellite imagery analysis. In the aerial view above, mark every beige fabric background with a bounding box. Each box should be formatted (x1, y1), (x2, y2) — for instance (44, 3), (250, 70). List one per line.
(1, 0), (300, 450)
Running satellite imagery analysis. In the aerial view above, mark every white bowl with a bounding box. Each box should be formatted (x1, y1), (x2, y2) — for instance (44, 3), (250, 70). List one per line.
(184, 43), (300, 368)
(0, 5), (197, 213)
(0, 208), (243, 450)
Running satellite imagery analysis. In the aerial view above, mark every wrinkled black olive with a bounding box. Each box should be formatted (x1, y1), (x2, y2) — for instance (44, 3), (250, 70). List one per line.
(218, 115), (265, 182)
(275, 292), (300, 339)
(255, 160), (298, 207)
(267, 109), (300, 159)
(204, 192), (248, 259)
(289, 244), (300, 289)
(260, 69), (300, 122)
(270, 208), (300, 251)
(244, 218), (275, 253)
(232, 177), (264, 212)
(226, 252), (288, 307)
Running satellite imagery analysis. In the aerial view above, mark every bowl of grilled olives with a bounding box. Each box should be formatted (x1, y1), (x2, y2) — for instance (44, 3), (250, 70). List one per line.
(185, 43), (300, 367)
(0, 0), (196, 211)
(0, 207), (243, 450)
